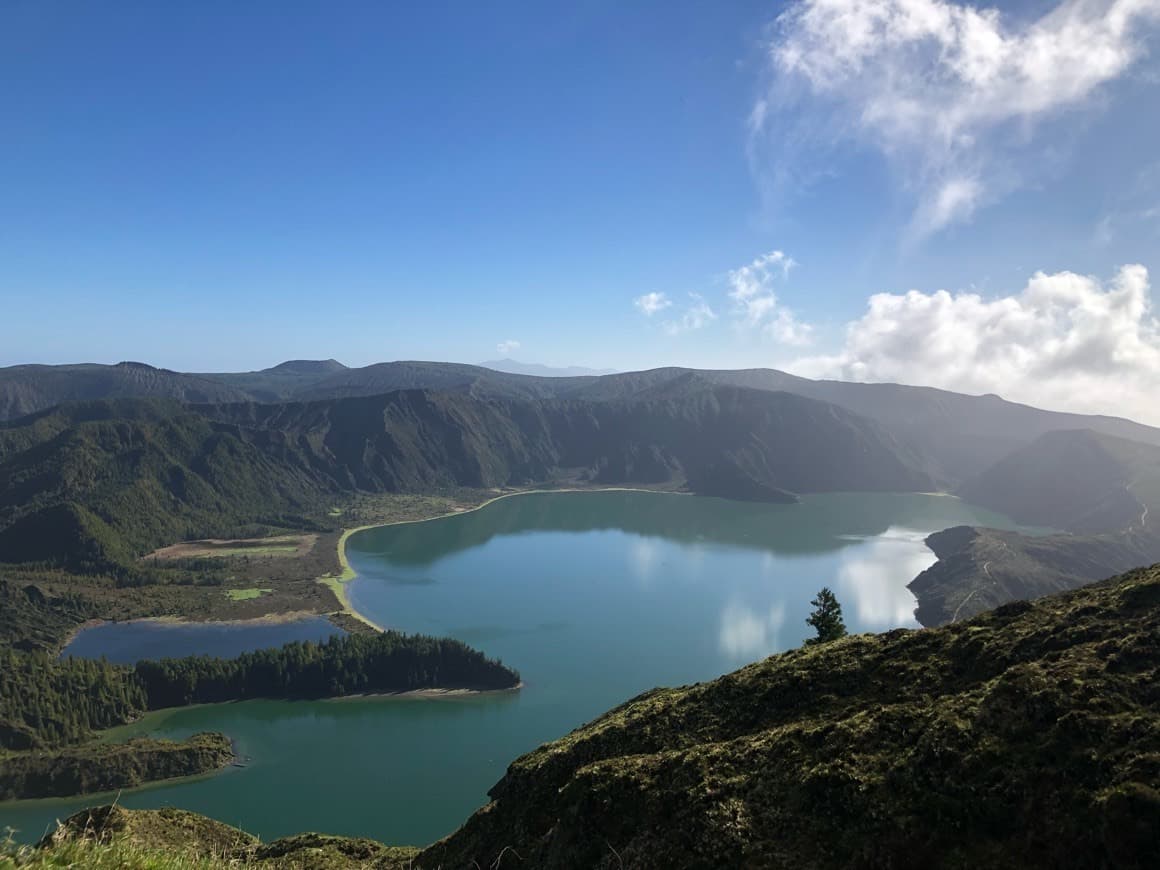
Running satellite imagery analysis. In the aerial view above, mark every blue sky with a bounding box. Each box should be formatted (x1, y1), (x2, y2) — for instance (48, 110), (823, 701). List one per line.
(2, 1), (1159, 420)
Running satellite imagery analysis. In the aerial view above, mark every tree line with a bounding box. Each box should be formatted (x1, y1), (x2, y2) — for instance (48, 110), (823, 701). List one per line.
(0, 632), (519, 752)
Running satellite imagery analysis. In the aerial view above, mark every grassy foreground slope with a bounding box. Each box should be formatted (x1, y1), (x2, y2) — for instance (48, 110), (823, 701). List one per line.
(23, 563), (1160, 869)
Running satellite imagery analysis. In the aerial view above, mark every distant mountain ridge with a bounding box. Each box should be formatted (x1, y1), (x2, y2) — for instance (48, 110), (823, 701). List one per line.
(5, 360), (1159, 477)
(0, 363), (252, 421)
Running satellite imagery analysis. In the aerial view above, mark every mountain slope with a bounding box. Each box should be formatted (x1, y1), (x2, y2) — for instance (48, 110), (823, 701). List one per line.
(907, 429), (1160, 624)
(957, 429), (1160, 534)
(6, 360), (1159, 493)
(0, 387), (933, 568)
(566, 367), (1160, 484)
(909, 524), (1160, 625)
(419, 563), (1160, 869)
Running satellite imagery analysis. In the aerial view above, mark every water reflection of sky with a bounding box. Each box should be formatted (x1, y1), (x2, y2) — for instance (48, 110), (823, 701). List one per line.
(717, 525), (929, 658)
(719, 600), (787, 658)
(835, 527), (929, 630)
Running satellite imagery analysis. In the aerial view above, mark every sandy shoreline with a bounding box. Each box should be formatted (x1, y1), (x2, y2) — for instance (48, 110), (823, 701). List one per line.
(326, 681), (525, 702)
(321, 485), (689, 631)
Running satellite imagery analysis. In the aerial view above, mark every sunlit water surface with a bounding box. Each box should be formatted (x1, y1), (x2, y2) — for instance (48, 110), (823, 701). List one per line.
(1, 491), (1029, 845)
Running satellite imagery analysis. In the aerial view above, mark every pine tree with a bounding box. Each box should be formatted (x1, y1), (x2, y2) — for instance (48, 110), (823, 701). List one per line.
(805, 587), (847, 646)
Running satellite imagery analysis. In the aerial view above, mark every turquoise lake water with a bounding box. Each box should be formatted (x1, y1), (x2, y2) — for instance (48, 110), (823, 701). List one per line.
(1, 491), (1028, 845)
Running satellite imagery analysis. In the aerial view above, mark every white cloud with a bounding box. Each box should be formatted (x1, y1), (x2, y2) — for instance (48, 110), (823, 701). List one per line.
(496, 339), (521, 356)
(728, 250), (813, 345)
(791, 264), (1160, 425)
(758, 0), (1160, 236)
(663, 293), (717, 335)
(634, 291), (672, 316)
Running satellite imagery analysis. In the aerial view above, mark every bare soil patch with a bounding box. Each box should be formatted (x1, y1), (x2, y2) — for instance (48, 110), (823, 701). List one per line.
(144, 535), (319, 561)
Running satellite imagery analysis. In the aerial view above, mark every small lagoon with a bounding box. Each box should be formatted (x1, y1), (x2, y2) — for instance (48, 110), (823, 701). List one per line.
(61, 616), (344, 664)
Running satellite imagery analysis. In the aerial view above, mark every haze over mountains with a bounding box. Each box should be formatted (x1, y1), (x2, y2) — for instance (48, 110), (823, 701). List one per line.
(2, 357), (1159, 623)
(478, 359), (617, 378)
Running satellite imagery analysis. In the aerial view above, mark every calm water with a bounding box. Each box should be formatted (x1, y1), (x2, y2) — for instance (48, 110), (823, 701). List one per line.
(61, 616), (344, 664)
(1, 491), (1028, 844)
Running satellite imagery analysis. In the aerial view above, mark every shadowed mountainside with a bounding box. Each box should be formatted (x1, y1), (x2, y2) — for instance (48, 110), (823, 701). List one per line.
(0, 386), (932, 569)
(957, 429), (1160, 534)
(6, 360), (1160, 488)
(33, 563), (1160, 869)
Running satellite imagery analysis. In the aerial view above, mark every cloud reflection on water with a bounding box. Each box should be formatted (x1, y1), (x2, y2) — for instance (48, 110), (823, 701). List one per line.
(719, 600), (787, 658)
(835, 526), (930, 629)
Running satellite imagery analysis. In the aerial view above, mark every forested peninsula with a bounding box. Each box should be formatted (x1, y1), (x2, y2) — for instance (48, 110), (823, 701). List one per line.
(0, 632), (519, 800)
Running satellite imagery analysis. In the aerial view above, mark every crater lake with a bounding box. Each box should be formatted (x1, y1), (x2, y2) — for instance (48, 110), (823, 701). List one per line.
(0, 490), (1032, 844)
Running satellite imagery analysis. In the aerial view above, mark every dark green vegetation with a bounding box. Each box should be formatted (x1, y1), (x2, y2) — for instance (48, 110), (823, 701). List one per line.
(0, 734), (233, 801)
(0, 633), (517, 800)
(8, 359), (1160, 477)
(1, 634), (517, 753)
(133, 631), (519, 708)
(0, 384), (934, 574)
(20, 563), (1160, 868)
(0, 651), (146, 750)
(804, 587), (847, 645)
